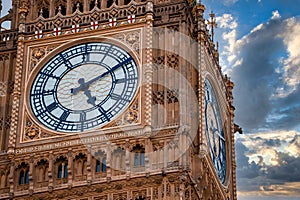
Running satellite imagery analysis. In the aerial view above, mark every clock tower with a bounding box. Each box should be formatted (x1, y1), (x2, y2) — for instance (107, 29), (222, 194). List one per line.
(0, 0), (238, 199)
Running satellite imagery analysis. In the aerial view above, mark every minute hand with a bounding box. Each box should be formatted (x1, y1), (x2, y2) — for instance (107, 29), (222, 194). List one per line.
(84, 58), (132, 86)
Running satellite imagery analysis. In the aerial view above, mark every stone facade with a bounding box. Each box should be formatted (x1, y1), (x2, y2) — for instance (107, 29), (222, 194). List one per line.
(0, 0), (237, 199)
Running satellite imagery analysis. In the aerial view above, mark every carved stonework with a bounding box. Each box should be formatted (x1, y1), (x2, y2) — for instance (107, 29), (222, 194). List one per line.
(107, 97), (140, 128)
(24, 119), (40, 141)
(30, 44), (60, 70)
(113, 30), (141, 56)
(0, 81), (7, 97)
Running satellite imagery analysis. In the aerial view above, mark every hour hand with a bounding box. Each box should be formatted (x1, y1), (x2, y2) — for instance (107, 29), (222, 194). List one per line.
(84, 88), (96, 106)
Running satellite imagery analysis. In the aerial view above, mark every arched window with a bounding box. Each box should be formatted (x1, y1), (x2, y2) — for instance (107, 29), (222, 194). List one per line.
(95, 155), (107, 173)
(19, 169), (29, 185)
(132, 144), (145, 168)
(64, 164), (68, 178)
(96, 160), (101, 172)
(89, 0), (97, 10)
(101, 158), (107, 172)
(55, 156), (68, 180)
(17, 162), (30, 186)
(57, 164), (62, 178)
(73, 1), (83, 13)
(19, 170), (24, 185)
(107, 0), (117, 8)
(25, 170), (29, 184)
(124, 0), (131, 5)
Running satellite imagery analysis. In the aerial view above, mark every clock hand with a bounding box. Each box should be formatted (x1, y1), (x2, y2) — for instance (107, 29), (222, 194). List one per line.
(84, 88), (96, 106)
(70, 57), (132, 95)
(70, 78), (97, 106)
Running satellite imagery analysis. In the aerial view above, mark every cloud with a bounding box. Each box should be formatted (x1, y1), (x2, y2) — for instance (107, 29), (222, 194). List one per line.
(236, 132), (300, 196)
(215, 14), (238, 71)
(227, 12), (300, 132)
(223, 0), (239, 5)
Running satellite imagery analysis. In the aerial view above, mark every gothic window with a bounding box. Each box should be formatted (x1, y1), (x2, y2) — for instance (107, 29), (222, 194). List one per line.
(35, 159), (49, 186)
(37, 0), (50, 18)
(73, 153), (87, 181)
(95, 157), (107, 173)
(135, 197), (145, 200)
(124, 0), (131, 5)
(0, 172), (7, 188)
(18, 170), (29, 185)
(107, 0), (118, 8)
(89, 0), (97, 10)
(16, 162), (29, 186)
(55, 0), (67, 15)
(73, 0), (83, 13)
(112, 147), (125, 175)
(131, 144), (145, 168)
(54, 156), (68, 181)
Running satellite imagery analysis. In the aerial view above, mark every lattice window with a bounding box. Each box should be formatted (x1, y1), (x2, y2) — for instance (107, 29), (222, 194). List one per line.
(167, 89), (178, 104)
(167, 54), (179, 70)
(152, 90), (164, 105)
(153, 55), (165, 69)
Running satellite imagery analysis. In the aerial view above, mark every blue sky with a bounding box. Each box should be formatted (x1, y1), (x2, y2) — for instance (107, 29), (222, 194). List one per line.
(1, 0), (300, 199)
(203, 0), (300, 199)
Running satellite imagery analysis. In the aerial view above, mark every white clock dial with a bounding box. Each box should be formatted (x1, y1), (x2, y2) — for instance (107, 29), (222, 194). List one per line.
(30, 42), (139, 133)
(204, 79), (226, 184)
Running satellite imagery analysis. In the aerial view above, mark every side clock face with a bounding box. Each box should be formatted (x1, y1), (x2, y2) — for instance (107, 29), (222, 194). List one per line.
(204, 79), (226, 184)
(30, 42), (139, 133)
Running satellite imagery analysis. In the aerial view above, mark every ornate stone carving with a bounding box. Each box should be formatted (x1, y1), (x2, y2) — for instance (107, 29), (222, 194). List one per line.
(24, 119), (40, 141)
(113, 30), (141, 56)
(30, 44), (60, 70)
(108, 97), (140, 127)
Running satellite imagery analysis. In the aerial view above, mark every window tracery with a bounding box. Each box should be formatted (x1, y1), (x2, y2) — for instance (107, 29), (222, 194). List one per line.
(35, 159), (49, 187)
(111, 147), (125, 175)
(54, 156), (68, 184)
(73, 153), (87, 181)
(131, 144), (145, 171)
(16, 162), (29, 188)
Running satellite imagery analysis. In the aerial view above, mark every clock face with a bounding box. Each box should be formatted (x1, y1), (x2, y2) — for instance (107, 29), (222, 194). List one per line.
(29, 42), (139, 133)
(204, 79), (226, 184)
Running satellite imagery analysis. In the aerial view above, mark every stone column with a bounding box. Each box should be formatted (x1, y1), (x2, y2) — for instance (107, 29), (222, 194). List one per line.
(67, 149), (73, 185)
(66, 0), (72, 15)
(49, 0), (55, 17)
(48, 152), (53, 191)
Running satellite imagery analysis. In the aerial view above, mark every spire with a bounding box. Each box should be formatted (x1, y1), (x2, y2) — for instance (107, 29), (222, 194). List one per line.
(208, 11), (217, 43)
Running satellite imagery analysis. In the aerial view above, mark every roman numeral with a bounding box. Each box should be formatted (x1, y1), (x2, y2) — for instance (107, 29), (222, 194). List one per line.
(60, 54), (73, 69)
(60, 111), (70, 121)
(114, 77), (138, 84)
(80, 112), (86, 121)
(47, 102), (58, 112)
(97, 106), (110, 122)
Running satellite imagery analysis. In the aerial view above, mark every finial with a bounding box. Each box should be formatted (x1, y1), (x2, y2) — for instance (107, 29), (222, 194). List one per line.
(95, 0), (98, 8)
(76, 3), (80, 10)
(208, 11), (217, 43)
(58, 5), (62, 13)
(39, 8), (43, 17)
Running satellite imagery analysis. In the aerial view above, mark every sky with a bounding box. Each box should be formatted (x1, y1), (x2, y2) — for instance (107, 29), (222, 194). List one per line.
(1, 0), (300, 199)
(202, 0), (300, 199)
